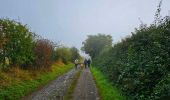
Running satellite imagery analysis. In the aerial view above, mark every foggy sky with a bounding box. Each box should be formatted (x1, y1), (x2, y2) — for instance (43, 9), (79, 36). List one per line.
(0, 0), (170, 50)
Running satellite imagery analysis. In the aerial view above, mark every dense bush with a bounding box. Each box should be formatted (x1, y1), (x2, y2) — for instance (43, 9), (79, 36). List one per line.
(0, 19), (35, 68)
(93, 16), (170, 99)
(0, 18), (80, 100)
(0, 18), (80, 70)
(33, 39), (54, 69)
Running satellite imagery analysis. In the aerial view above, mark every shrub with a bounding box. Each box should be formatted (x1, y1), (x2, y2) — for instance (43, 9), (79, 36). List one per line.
(0, 19), (34, 68)
(54, 47), (72, 64)
(33, 39), (54, 69)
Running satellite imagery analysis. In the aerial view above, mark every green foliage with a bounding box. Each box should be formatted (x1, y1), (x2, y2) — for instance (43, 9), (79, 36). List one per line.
(0, 19), (34, 68)
(81, 33), (112, 59)
(55, 47), (72, 64)
(54, 46), (80, 64)
(0, 18), (81, 69)
(0, 18), (80, 100)
(91, 67), (125, 100)
(151, 73), (170, 100)
(94, 16), (170, 99)
(70, 47), (80, 62)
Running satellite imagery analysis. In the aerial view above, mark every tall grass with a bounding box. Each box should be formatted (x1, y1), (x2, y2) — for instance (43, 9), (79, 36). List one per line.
(91, 67), (125, 100)
(0, 63), (73, 100)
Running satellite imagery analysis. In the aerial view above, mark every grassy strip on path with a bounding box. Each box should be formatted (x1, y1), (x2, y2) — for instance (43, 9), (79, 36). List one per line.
(0, 63), (74, 100)
(91, 67), (125, 100)
(64, 68), (82, 100)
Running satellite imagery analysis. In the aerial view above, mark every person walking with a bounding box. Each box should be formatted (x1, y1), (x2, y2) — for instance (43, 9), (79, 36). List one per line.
(87, 56), (92, 68)
(87, 58), (92, 68)
(74, 59), (79, 69)
(84, 59), (87, 68)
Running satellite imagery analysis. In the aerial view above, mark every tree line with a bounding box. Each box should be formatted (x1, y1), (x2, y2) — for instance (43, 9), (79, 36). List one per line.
(0, 18), (80, 70)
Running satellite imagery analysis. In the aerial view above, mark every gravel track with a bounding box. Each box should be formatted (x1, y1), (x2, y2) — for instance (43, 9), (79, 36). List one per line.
(73, 68), (100, 100)
(22, 67), (100, 100)
(23, 68), (79, 100)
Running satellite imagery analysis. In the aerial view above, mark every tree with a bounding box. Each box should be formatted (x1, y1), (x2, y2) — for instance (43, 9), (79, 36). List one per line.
(70, 47), (80, 62)
(55, 47), (72, 64)
(81, 33), (112, 59)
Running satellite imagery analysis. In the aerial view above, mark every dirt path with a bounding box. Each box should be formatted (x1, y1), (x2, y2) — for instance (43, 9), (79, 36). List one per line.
(23, 68), (79, 100)
(22, 67), (100, 100)
(73, 68), (100, 100)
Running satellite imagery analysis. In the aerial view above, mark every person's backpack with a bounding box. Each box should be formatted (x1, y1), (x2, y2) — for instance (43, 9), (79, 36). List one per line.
(74, 59), (78, 64)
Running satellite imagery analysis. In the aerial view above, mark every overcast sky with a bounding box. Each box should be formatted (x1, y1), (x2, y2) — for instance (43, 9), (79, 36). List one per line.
(0, 0), (170, 50)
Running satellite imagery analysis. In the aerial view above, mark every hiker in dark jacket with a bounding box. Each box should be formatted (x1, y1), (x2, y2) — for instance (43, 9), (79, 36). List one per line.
(87, 59), (91, 68)
(84, 59), (88, 68)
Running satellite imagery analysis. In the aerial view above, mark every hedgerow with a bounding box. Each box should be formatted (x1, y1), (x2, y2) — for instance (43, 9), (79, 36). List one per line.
(0, 18), (80, 69)
(94, 16), (170, 99)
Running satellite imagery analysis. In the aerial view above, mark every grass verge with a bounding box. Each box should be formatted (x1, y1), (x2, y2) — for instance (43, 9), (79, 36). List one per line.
(64, 69), (82, 100)
(0, 63), (73, 100)
(91, 67), (125, 100)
